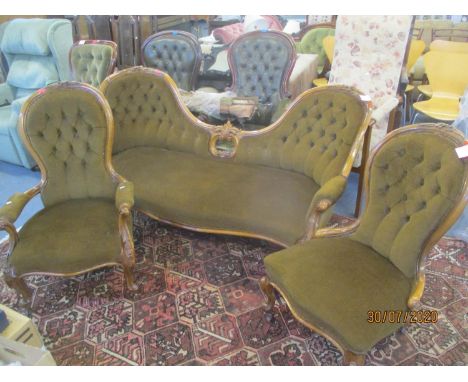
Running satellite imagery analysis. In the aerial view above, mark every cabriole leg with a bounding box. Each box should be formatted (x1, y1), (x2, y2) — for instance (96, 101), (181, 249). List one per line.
(342, 350), (366, 366)
(260, 276), (276, 310)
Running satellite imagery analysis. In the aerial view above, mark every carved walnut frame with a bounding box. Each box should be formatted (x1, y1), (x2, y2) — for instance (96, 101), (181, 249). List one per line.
(261, 123), (468, 365)
(141, 30), (203, 91)
(69, 40), (118, 85)
(227, 30), (298, 100)
(100, 66), (372, 248)
(1, 82), (137, 307)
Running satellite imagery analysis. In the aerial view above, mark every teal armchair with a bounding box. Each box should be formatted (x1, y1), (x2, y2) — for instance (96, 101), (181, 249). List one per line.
(0, 18), (73, 169)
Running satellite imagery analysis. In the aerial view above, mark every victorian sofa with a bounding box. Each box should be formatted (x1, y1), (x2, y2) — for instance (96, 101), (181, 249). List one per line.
(100, 67), (372, 246)
(0, 18), (73, 169)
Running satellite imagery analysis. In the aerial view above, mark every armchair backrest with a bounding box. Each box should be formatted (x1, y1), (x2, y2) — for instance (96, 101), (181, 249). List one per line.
(296, 26), (335, 71)
(141, 31), (202, 91)
(1, 18), (73, 99)
(18, 82), (116, 207)
(353, 124), (468, 279)
(228, 30), (296, 103)
(69, 40), (117, 87)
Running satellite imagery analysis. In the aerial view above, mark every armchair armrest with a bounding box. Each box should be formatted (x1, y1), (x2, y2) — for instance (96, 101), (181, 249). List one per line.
(0, 83), (14, 106)
(300, 175), (348, 242)
(11, 96), (31, 116)
(115, 181), (134, 215)
(0, 192), (33, 225)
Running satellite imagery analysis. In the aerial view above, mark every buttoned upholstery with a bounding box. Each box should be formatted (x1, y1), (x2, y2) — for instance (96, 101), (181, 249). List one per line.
(141, 31), (201, 91)
(4, 82), (136, 288)
(102, 68), (370, 245)
(264, 124), (468, 355)
(0, 18), (73, 168)
(228, 30), (296, 103)
(235, 90), (366, 186)
(70, 41), (117, 87)
(21, 84), (115, 207)
(352, 127), (467, 277)
(296, 27), (335, 74)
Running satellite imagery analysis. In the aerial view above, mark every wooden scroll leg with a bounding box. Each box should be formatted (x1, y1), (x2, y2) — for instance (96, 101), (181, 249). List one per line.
(123, 263), (138, 291)
(342, 350), (366, 366)
(260, 276), (276, 311)
(4, 268), (32, 307)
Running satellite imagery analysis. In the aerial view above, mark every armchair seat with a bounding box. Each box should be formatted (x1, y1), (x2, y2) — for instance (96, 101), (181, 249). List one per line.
(265, 236), (411, 354)
(10, 198), (121, 276)
(113, 147), (319, 246)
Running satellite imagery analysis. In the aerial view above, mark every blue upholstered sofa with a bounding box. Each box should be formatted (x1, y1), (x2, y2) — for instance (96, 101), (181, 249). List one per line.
(0, 18), (73, 168)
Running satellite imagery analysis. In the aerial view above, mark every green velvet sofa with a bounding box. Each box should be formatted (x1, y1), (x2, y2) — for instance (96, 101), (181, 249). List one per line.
(101, 67), (372, 246)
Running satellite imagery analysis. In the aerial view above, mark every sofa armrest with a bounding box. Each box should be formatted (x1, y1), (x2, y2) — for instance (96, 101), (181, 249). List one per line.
(11, 96), (31, 116)
(0, 83), (14, 106)
(300, 175), (348, 242)
(115, 181), (134, 215)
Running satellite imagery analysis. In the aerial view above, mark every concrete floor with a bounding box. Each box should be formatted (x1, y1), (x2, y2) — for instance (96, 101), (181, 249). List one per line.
(0, 160), (467, 242)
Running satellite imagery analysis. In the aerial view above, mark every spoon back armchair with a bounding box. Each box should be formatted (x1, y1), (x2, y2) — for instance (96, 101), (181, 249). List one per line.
(261, 123), (468, 365)
(0, 82), (137, 306)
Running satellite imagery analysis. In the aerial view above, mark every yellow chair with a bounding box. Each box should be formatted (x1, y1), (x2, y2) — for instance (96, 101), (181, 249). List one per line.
(312, 36), (335, 87)
(417, 40), (468, 98)
(412, 51), (468, 122)
(403, 40), (426, 123)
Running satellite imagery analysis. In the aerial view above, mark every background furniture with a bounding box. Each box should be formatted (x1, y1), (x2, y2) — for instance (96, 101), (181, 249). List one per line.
(101, 67), (371, 247)
(294, 23), (335, 76)
(261, 123), (468, 365)
(413, 51), (468, 122)
(0, 82), (137, 305)
(312, 35), (335, 87)
(328, 15), (413, 216)
(0, 18), (73, 169)
(141, 31), (202, 91)
(69, 40), (118, 87)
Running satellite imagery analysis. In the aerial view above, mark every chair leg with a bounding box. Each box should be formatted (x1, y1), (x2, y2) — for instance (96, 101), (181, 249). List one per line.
(4, 268), (32, 307)
(342, 350), (366, 366)
(260, 276), (276, 310)
(123, 265), (138, 291)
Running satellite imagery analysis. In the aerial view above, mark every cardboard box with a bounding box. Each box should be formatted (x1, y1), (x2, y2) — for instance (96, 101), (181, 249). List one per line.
(0, 336), (55, 366)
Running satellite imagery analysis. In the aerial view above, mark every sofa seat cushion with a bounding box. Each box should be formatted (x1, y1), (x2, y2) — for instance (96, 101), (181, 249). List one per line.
(113, 147), (319, 245)
(264, 237), (412, 354)
(9, 198), (121, 276)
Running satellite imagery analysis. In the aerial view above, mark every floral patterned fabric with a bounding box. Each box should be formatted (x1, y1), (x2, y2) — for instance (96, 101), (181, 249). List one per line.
(329, 16), (412, 158)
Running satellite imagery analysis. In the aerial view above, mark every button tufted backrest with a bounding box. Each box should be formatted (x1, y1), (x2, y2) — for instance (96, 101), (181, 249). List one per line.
(19, 82), (116, 207)
(352, 125), (468, 278)
(228, 30), (296, 103)
(297, 27), (335, 72)
(100, 67), (211, 156)
(141, 31), (202, 91)
(69, 40), (117, 87)
(235, 86), (370, 186)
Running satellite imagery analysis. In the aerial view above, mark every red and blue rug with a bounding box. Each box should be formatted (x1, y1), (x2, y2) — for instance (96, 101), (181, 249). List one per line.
(0, 213), (466, 365)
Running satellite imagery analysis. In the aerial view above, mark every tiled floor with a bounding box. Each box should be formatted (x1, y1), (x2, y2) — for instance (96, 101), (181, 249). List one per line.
(1, 160), (466, 241)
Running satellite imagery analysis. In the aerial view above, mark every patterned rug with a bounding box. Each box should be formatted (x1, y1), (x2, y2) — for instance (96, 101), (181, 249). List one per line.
(0, 212), (466, 366)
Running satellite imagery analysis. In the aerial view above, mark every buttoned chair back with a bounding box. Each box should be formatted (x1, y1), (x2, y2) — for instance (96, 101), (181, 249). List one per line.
(227, 30), (296, 103)
(69, 40), (117, 87)
(141, 31), (202, 91)
(352, 124), (468, 279)
(0, 18), (73, 168)
(19, 82), (116, 207)
(296, 25), (335, 74)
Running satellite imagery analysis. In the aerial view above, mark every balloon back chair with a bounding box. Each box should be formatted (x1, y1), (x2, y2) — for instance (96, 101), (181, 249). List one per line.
(69, 40), (118, 87)
(261, 123), (468, 365)
(141, 30), (202, 91)
(0, 82), (137, 307)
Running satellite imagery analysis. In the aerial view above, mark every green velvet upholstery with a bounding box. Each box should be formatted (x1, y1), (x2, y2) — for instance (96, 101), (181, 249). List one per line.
(296, 27), (335, 74)
(113, 147), (319, 245)
(103, 68), (370, 245)
(352, 128), (467, 278)
(70, 41), (116, 87)
(265, 237), (411, 354)
(2, 82), (135, 283)
(0, 18), (73, 169)
(10, 199), (121, 276)
(22, 85), (115, 207)
(264, 124), (468, 355)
